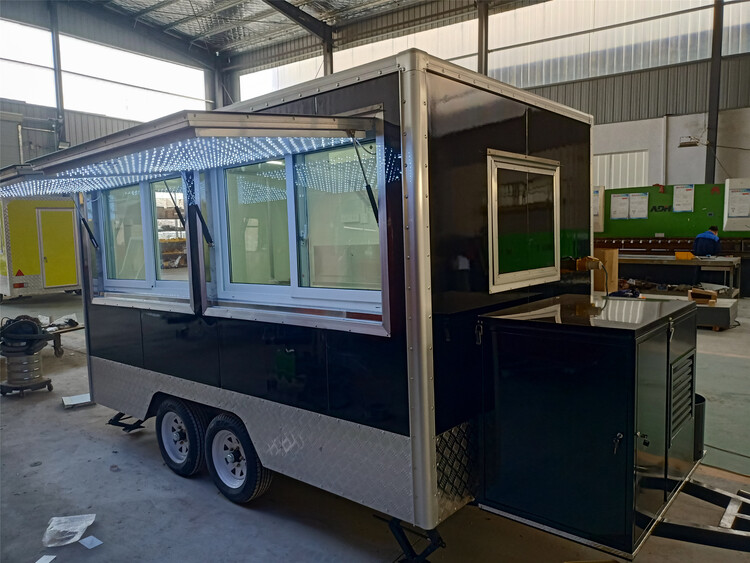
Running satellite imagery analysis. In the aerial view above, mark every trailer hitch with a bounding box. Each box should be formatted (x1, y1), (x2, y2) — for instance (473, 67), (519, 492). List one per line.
(642, 477), (750, 552)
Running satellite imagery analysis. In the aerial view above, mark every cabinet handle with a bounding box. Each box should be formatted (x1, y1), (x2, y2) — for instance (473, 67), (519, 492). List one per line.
(613, 432), (624, 454)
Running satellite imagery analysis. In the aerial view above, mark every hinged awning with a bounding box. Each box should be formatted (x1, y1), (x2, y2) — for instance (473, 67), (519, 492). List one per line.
(1, 111), (376, 198)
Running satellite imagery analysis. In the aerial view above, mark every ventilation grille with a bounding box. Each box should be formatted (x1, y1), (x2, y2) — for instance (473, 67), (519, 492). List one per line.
(670, 354), (695, 441)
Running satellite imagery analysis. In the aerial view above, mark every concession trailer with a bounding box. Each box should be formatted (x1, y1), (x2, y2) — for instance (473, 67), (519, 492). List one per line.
(0, 50), (701, 560)
(0, 196), (81, 300)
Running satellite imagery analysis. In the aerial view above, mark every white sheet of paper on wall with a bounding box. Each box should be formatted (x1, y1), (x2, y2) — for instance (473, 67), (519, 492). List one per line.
(728, 188), (750, 218)
(628, 193), (649, 219)
(610, 194), (629, 220)
(673, 184), (694, 213)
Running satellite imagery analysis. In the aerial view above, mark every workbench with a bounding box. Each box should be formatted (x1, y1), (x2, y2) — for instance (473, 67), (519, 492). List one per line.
(618, 254), (741, 298)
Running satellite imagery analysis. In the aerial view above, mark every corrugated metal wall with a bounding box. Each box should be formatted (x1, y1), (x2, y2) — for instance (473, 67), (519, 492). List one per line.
(0, 99), (139, 168)
(529, 53), (750, 124)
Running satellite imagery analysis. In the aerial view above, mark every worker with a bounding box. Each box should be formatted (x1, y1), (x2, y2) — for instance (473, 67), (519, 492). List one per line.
(693, 226), (721, 256)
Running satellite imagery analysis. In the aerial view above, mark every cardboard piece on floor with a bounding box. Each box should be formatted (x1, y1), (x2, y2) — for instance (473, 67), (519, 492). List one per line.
(62, 393), (94, 409)
(35, 556), (56, 563)
(79, 536), (103, 549)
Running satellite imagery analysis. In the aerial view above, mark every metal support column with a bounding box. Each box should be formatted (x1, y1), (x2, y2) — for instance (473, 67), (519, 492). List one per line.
(704, 0), (724, 183)
(323, 40), (334, 76)
(212, 63), (225, 109)
(477, 0), (490, 76)
(48, 0), (66, 146)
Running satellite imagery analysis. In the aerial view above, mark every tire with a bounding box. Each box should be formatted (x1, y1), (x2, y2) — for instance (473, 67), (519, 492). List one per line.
(155, 398), (207, 477)
(205, 413), (273, 503)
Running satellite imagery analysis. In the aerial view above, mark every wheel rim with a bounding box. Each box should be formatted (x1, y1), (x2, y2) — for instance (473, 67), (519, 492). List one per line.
(160, 412), (189, 464)
(212, 429), (246, 489)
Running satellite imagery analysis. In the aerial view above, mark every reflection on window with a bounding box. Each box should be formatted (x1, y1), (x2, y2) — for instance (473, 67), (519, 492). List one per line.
(152, 178), (188, 281)
(295, 144), (381, 290)
(103, 185), (145, 280)
(496, 170), (555, 274)
(225, 161), (290, 285)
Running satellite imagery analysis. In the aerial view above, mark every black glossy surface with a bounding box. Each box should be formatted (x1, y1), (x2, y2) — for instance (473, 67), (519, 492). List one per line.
(484, 294), (695, 335)
(425, 73), (591, 433)
(141, 311), (220, 387)
(85, 74), (410, 436)
(528, 107), (591, 260)
(326, 331), (409, 435)
(219, 321), (328, 413)
(480, 294), (699, 554)
(482, 329), (631, 550)
(87, 304), (143, 367)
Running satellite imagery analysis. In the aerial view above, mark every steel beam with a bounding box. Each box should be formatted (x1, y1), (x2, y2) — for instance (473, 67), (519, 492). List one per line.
(48, 1), (66, 145)
(704, 0), (724, 183)
(259, 0), (332, 43)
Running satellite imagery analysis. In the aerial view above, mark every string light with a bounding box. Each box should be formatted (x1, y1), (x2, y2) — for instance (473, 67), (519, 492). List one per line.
(1, 138), (402, 199)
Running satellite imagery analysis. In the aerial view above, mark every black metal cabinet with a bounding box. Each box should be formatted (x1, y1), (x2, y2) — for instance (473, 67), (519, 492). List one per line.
(478, 295), (697, 556)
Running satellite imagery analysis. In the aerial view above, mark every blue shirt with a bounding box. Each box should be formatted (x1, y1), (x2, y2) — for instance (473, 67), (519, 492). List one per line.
(693, 231), (720, 256)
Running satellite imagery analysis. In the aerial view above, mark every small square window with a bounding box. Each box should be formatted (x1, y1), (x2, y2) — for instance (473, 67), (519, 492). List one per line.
(487, 150), (560, 293)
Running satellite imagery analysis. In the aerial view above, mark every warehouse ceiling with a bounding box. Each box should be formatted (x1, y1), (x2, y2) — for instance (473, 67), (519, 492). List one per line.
(86, 0), (529, 57)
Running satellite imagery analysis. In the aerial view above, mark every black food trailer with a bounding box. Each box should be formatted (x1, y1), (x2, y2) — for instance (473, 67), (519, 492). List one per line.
(0, 50), (700, 559)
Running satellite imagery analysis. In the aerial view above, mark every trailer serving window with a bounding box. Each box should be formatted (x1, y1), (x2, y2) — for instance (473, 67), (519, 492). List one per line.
(487, 150), (560, 293)
(97, 176), (190, 301)
(208, 126), (387, 334)
(3, 111), (388, 333)
(295, 143), (380, 291)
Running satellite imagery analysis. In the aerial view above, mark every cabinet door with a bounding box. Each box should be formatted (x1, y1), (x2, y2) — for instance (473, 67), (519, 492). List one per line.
(482, 327), (629, 547)
(634, 328), (668, 545)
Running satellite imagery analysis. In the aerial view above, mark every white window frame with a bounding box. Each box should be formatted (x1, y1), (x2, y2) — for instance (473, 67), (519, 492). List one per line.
(210, 133), (386, 316)
(95, 176), (191, 300)
(487, 149), (561, 294)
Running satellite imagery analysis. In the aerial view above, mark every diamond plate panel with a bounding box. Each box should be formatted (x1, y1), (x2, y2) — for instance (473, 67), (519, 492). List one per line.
(436, 421), (477, 523)
(91, 356), (415, 523)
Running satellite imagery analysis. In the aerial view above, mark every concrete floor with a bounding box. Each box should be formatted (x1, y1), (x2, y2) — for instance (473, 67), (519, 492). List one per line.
(1, 293), (749, 562)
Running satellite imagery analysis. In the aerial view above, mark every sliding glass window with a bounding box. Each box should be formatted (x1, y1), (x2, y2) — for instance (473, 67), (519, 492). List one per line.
(103, 185), (145, 281)
(151, 178), (188, 282)
(294, 143), (381, 291)
(225, 161), (290, 286)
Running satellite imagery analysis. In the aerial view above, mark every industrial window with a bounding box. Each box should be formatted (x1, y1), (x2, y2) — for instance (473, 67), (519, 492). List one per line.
(0, 20), (56, 107)
(103, 185), (146, 281)
(224, 161), (290, 286)
(294, 144), (381, 291)
(487, 150), (560, 293)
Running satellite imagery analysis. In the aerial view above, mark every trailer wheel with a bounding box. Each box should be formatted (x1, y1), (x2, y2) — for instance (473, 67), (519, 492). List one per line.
(205, 414), (272, 503)
(155, 398), (207, 477)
